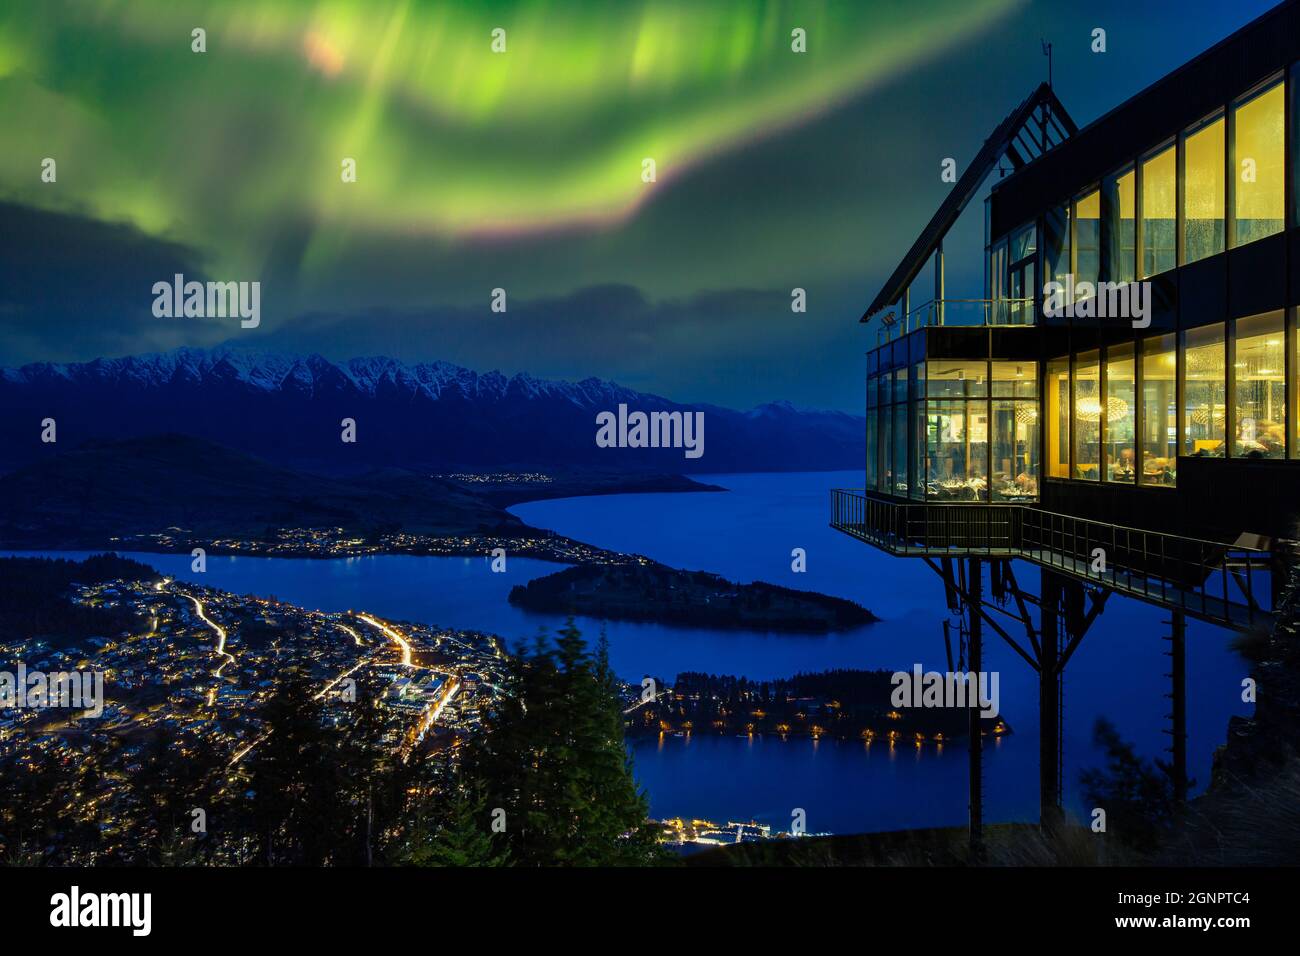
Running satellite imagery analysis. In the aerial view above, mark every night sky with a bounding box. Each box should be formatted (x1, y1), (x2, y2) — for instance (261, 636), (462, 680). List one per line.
(0, 0), (1280, 410)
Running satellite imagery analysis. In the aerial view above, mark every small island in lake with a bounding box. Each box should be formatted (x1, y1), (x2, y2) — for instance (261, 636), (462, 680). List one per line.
(508, 562), (877, 633)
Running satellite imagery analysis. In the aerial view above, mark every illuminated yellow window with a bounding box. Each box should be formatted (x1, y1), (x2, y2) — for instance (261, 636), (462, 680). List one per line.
(1232, 82), (1284, 247)
(1104, 344), (1135, 483)
(1072, 351), (1101, 480)
(1140, 336), (1177, 486)
(926, 401), (988, 501)
(1141, 146), (1176, 277)
(1232, 311), (1284, 459)
(1073, 190), (1101, 291)
(1046, 357), (1070, 479)
(1104, 167), (1135, 284)
(926, 360), (987, 398)
(1182, 116), (1225, 264)
(991, 361), (1036, 398)
(1181, 323), (1226, 457)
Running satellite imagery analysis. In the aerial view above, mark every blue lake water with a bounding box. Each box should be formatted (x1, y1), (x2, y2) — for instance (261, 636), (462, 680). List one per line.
(10, 470), (1253, 834)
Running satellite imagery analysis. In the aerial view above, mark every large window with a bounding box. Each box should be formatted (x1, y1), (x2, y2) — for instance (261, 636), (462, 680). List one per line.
(1006, 224), (1037, 325)
(1074, 189), (1101, 293)
(1293, 64), (1300, 229)
(865, 404), (878, 490)
(1294, 308), (1300, 459)
(927, 360), (987, 398)
(1140, 335), (1177, 486)
(1046, 357), (1070, 478)
(992, 400), (1038, 501)
(1104, 344), (1136, 482)
(992, 361), (1036, 398)
(1232, 81), (1285, 247)
(1182, 323), (1226, 457)
(910, 363), (926, 499)
(1232, 312), (1285, 459)
(878, 386), (891, 493)
(911, 399), (926, 499)
(892, 400), (908, 496)
(1182, 115), (1225, 264)
(1141, 146), (1176, 277)
(1103, 166), (1136, 284)
(988, 239), (1007, 309)
(927, 401), (988, 501)
(991, 361), (1038, 501)
(1043, 204), (1070, 319)
(1072, 350), (1101, 480)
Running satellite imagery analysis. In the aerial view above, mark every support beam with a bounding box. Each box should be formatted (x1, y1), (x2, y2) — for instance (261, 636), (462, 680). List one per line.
(968, 558), (984, 863)
(923, 558), (1039, 670)
(1003, 561), (1043, 660)
(1039, 569), (1064, 831)
(1169, 611), (1188, 805)
(934, 242), (945, 326)
(1058, 588), (1111, 671)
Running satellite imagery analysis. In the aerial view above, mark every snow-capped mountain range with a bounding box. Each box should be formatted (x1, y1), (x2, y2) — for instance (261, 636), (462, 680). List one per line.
(0, 347), (864, 475)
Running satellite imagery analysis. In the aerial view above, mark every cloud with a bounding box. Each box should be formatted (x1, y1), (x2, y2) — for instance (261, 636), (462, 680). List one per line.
(0, 201), (234, 362)
(235, 281), (866, 410)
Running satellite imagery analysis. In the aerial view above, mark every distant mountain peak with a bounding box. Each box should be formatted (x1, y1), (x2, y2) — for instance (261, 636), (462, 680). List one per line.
(0, 346), (864, 475)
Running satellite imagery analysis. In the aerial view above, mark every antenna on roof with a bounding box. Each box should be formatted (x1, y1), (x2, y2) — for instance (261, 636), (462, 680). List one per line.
(1040, 39), (1053, 89)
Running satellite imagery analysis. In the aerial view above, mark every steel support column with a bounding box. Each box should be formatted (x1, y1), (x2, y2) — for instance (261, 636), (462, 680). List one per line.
(1169, 610), (1188, 805)
(968, 557), (984, 862)
(1039, 568), (1063, 830)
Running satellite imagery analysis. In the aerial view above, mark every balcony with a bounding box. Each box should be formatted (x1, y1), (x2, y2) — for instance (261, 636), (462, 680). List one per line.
(876, 297), (1036, 343)
(830, 488), (1273, 630)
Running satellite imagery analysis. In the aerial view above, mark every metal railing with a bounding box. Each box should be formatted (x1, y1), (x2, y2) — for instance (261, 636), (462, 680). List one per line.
(877, 298), (1036, 343)
(830, 488), (1273, 629)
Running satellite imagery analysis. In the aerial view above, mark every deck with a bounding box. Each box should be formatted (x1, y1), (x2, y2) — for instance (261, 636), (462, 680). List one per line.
(830, 488), (1273, 630)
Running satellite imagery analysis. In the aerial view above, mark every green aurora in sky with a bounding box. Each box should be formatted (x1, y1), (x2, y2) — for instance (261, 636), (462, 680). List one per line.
(0, 0), (1019, 291)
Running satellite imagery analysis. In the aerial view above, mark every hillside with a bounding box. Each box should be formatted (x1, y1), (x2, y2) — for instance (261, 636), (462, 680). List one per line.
(0, 434), (525, 548)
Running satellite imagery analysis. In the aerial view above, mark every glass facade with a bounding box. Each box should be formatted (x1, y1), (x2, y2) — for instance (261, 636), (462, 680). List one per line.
(1182, 323), (1226, 457)
(927, 401), (987, 500)
(1141, 146), (1176, 277)
(865, 310), (1292, 498)
(1182, 115), (1225, 264)
(863, 358), (1042, 502)
(1043, 203), (1070, 318)
(1232, 81), (1285, 246)
(1046, 358), (1070, 479)
(1293, 63), (1300, 229)
(992, 401), (1038, 501)
(1140, 335), (1178, 486)
(861, 62), (1300, 502)
(1072, 350), (1101, 480)
(1103, 166), (1136, 284)
(927, 360), (987, 398)
(1104, 344), (1136, 482)
(1074, 189), (1101, 292)
(1232, 311), (1285, 458)
(1006, 224), (1037, 325)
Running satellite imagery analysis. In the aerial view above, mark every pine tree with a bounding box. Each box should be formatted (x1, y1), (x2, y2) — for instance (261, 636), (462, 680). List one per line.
(460, 621), (666, 866)
(402, 780), (507, 867)
(247, 668), (349, 865)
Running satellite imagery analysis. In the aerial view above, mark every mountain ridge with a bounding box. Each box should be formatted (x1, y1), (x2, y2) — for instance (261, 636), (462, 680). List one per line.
(0, 346), (865, 475)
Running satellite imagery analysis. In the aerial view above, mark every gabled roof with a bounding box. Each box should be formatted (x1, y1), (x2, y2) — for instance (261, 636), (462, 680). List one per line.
(862, 82), (1076, 322)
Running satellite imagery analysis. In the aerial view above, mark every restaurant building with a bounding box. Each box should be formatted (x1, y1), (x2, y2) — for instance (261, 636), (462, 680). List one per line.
(832, 0), (1300, 845)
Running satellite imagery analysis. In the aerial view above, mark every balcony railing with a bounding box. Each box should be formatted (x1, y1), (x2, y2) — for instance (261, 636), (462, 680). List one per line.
(877, 297), (1036, 344)
(830, 488), (1273, 630)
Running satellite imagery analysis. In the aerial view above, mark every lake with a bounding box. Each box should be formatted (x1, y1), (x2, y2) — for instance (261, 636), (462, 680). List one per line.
(10, 470), (1252, 834)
